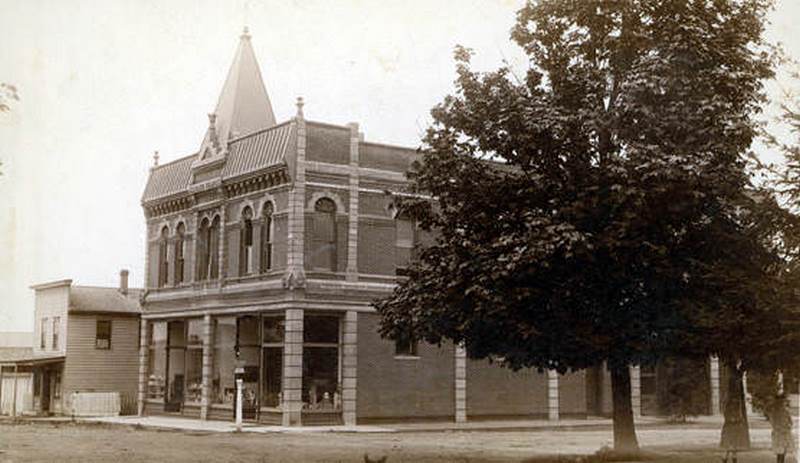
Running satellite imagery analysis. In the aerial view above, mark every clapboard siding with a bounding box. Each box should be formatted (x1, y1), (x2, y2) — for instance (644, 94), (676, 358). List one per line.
(63, 314), (139, 409)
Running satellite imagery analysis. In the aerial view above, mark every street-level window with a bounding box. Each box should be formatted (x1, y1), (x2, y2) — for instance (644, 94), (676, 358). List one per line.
(96, 320), (112, 349)
(395, 330), (418, 357)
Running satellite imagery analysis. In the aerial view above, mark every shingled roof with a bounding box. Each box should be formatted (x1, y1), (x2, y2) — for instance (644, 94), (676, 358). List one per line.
(141, 154), (195, 202)
(69, 286), (142, 315)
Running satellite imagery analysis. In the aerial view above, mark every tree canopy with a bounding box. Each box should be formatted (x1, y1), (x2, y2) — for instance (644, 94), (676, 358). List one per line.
(374, 0), (782, 452)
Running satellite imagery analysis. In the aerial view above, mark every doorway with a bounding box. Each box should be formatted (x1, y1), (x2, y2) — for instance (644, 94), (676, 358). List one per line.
(40, 370), (51, 414)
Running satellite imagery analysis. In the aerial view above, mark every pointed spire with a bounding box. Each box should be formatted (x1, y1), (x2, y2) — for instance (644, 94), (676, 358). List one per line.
(199, 28), (276, 155)
(153, 150), (159, 167)
(295, 96), (304, 119)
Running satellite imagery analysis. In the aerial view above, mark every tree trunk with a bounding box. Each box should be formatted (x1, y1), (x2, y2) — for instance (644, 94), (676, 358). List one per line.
(720, 361), (751, 450)
(610, 364), (640, 453)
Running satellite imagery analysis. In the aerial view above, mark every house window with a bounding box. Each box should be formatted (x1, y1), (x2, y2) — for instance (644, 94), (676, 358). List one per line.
(158, 226), (169, 287)
(260, 202), (274, 272)
(175, 222), (186, 284)
(395, 214), (416, 275)
(395, 329), (418, 357)
(240, 206), (254, 275)
(40, 318), (47, 349)
(52, 316), (60, 350)
(209, 216), (220, 279)
(96, 320), (112, 349)
(312, 198), (337, 271)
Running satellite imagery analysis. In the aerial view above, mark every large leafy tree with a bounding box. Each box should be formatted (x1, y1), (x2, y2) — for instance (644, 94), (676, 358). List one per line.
(375, 0), (776, 452)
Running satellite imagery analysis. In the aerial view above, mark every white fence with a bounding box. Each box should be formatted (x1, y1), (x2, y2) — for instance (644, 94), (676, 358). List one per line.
(1, 373), (33, 415)
(70, 392), (120, 417)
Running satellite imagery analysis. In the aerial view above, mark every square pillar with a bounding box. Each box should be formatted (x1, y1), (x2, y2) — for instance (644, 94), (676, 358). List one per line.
(200, 313), (212, 420)
(342, 311), (358, 425)
(345, 123), (360, 282)
(454, 345), (467, 423)
(709, 356), (721, 416)
(137, 321), (149, 416)
(547, 369), (559, 420)
(282, 309), (304, 426)
(630, 365), (641, 418)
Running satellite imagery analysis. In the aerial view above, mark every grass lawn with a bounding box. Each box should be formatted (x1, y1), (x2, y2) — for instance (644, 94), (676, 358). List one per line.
(0, 420), (782, 463)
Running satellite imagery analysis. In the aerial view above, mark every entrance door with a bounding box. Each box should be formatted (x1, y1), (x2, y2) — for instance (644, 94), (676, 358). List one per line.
(40, 370), (50, 414)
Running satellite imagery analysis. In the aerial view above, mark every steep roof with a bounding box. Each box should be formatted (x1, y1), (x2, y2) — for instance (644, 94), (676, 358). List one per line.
(69, 286), (142, 315)
(200, 27), (277, 152)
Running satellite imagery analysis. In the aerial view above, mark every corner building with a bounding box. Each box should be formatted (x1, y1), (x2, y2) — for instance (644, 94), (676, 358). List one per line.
(138, 30), (720, 425)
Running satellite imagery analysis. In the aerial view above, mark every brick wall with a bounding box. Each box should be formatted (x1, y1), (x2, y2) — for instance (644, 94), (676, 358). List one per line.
(559, 370), (587, 416)
(357, 313), (454, 421)
(306, 124), (350, 165)
(465, 359), (548, 418)
(357, 220), (395, 275)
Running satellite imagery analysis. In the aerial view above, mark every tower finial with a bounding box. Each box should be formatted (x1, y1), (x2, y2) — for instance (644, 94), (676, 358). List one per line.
(241, 26), (251, 40)
(153, 150), (159, 166)
(296, 96), (305, 118)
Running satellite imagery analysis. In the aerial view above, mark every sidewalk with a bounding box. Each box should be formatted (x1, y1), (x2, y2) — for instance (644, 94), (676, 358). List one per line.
(75, 413), (753, 434)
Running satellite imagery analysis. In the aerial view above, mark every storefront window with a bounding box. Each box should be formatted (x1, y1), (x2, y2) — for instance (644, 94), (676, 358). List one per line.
(212, 317), (236, 406)
(167, 321), (186, 406)
(302, 315), (340, 411)
(184, 319), (203, 405)
(147, 322), (167, 400)
(237, 316), (260, 418)
(261, 315), (284, 408)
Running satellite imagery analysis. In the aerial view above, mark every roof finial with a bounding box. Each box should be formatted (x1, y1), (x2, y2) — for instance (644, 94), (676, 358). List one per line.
(241, 26), (251, 40)
(296, 96), (304, 118)
(153, 150), (159, 166)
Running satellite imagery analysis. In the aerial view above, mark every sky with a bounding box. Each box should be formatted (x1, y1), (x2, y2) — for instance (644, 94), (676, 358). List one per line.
(1, 0), (799, 333)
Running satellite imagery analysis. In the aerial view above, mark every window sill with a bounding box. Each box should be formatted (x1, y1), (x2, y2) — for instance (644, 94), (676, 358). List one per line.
(393, 355), (420, 361)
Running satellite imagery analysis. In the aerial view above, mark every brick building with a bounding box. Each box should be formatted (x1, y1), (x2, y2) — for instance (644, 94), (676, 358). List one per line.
(138, 29), (723, 426)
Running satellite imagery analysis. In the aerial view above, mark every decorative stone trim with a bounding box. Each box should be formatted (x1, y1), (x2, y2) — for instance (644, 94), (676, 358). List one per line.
(306, 190), (347, 214)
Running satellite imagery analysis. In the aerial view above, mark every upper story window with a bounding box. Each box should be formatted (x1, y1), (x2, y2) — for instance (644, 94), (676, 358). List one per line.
(40, 317), (47, 349)
(395, 214), (416, 276)
(312, 198), (337, 271)
(197, 216), (220, 281)
(52, 316), (60, 350)
(158, 226), (169, 287)
(96, 320), (112, 350)
(260, 202), (274, 272)
(240, 206), (254, 275)
(175, 223), (186, 284)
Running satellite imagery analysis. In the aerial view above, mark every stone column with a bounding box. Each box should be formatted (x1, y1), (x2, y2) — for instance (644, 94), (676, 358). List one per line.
(345, 123), (360, 282)
(137, 320), (149, 416)
(709, 356), (721, 416)
(630, 365), (642, 418)
(201, 313), (212, 420)
(282, 309), (304, 426)
(283, 98), (307, 289)
(342, 311), (358, 425)
(454, 345), (467, 423)
(547, 370), (559, 420)
(743, 371), (754, 415)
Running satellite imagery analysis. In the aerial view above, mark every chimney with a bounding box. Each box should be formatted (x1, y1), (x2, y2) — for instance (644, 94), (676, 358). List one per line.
(119, 269), (129, 295)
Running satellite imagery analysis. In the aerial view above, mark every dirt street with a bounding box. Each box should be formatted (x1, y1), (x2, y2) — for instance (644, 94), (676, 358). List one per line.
(0, 421), (778, 463)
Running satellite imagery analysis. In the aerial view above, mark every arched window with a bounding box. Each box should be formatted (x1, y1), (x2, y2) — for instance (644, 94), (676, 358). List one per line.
(158, 226), (169, 287)
(260, 202), (274, 272)
(174, 223), (186, 284)
(196, 218), (210, 281)
(239, 206), (254, 275)
(208, 216), (220, 279)
(312, 198), (337, 271)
